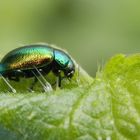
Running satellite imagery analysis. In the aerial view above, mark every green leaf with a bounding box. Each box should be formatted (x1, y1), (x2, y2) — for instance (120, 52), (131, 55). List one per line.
(0, 54), (140, 140)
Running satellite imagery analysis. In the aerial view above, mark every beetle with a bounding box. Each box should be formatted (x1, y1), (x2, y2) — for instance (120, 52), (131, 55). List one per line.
(0, 44), (75, 92)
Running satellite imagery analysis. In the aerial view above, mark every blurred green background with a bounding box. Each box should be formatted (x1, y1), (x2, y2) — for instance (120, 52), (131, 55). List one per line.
(0, 0), (140, 76)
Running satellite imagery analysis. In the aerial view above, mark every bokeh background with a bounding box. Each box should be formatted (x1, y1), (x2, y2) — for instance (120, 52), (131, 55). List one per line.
(0, 0), (140, 76)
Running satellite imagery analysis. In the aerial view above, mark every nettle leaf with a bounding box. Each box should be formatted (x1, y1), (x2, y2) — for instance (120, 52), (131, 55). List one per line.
(0, 54), (140, 140)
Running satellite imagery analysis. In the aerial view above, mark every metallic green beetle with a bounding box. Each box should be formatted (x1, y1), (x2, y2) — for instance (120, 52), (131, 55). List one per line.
(0, 44), (75, 92)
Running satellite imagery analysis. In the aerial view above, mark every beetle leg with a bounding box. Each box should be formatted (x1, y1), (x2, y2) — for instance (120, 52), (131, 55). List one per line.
(0, 74), (16, 93)
(56, 70), (62, 88)
(8, 76), (20, 82)
(58, 74), (62, 87)
(28, 77), (38, 92)
(33, 66), (52, 92)
(8, 69), (24, 82)
(31, 70), (52, 92)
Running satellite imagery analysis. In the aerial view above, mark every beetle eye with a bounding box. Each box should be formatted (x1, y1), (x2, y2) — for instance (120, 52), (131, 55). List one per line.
(67, 70), (74, 78)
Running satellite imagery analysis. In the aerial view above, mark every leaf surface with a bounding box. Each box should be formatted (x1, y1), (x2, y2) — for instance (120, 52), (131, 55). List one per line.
(0, 54), (140, 140)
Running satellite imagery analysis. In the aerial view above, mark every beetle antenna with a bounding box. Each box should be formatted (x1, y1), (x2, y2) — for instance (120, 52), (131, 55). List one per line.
(0, 74), (16, 93)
